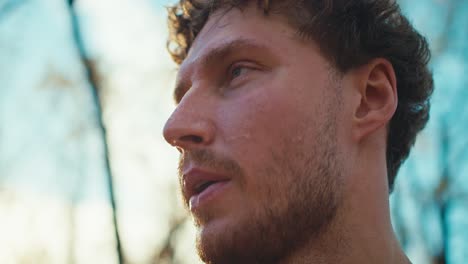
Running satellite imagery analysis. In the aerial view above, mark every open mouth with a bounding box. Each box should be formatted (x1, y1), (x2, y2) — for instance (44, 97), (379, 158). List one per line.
(195, 180), (218, 195)
(183, 168), (231, 208)
(188, 179), (231, 211)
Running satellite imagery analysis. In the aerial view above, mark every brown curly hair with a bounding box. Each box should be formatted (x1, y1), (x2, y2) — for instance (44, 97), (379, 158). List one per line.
(166, 0), (434, 192)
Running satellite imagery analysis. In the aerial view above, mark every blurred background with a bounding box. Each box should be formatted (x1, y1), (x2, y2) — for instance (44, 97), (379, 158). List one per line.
(0, 0), (466, 263)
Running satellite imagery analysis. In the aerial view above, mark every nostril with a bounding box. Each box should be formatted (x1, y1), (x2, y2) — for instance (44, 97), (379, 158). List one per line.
(180, 135), (203, 144)
(163, 117), (215, 148)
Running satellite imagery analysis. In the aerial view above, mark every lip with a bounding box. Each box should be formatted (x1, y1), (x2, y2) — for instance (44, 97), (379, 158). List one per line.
(183, 168), (231, 210)
(189, 181), (231, 211)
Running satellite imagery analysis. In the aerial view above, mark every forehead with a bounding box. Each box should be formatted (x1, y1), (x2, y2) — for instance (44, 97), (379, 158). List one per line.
(180, 5), (299, 68)
(173, 4), (332, 102)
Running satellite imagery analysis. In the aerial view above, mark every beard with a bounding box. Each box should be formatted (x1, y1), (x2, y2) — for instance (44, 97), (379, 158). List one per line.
(178, 95), (343, 264)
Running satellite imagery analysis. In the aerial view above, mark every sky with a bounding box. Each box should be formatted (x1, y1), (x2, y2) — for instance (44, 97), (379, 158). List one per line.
(1, 0), (466, 263)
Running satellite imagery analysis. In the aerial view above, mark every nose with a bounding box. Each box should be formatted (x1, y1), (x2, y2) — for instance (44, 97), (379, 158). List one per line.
(163, 103), (216, 152)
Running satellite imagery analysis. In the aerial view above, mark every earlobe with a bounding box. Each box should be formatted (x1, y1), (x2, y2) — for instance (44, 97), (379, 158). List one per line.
(352, 59), (398, 142)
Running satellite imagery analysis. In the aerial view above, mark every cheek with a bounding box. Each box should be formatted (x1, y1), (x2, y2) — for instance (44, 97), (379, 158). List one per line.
(221, 85), (321, 147)
(215, 64), (327, 149)
(218, 87), (302, 156)
(215, 84), (319, 197)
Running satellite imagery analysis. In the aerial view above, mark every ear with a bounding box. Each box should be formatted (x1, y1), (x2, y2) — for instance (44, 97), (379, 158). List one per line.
(352, 58), (398, 142)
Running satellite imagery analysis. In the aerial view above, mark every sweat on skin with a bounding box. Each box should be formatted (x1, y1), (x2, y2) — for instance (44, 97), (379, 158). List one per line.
(163, 3), (418, 264)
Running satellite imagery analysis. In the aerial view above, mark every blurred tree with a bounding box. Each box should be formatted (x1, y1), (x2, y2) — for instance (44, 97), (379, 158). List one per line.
(67, 1), (123, 263)
(391, 1), (468, 264)
(0, 0), (119, 263)
(2, 0), (466, 263)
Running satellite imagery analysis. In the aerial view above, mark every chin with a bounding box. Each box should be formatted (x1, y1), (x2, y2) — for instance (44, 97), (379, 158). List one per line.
(194, 211), (286, 264)
(196, 214), (257, 264)
(196, 217), (238, 264)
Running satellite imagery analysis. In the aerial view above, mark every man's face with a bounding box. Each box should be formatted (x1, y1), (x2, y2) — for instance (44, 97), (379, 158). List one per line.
(163, 5), (345, 264)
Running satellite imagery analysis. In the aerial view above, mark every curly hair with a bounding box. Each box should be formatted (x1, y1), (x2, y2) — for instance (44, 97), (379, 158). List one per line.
(166, 0), (434, 192)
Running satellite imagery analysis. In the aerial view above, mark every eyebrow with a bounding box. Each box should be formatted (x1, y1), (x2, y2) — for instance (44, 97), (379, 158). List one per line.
(173, 38), (268, 103)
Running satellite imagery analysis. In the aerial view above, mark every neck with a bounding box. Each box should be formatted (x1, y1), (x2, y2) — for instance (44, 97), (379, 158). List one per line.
(278, 193), (410, 264)
(278, 147), (410, 264)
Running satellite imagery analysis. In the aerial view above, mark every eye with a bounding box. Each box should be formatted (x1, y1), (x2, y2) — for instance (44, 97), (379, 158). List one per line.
(232, 66), (245, 78)
(230, 65), (248, 79)
(224, 61), (263, 90)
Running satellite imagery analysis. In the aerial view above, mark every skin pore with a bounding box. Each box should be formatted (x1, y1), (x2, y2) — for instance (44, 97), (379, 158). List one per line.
(163, 3), (411, 264)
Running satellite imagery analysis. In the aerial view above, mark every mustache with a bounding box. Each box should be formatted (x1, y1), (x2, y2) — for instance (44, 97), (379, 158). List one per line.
(178, 149), (244, 179)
